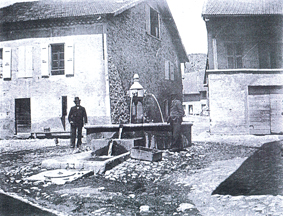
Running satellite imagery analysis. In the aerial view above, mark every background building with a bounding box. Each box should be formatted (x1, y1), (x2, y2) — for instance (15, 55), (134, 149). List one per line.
(182, 53), (208, 118)
(202, 0), (283, 135)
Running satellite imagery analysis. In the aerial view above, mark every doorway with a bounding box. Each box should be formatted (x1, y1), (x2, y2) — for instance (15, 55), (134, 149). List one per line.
(15, 98), (31, 134)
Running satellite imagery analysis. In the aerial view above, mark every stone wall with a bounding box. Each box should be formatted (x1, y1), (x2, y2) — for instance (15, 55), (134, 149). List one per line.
(106, 3), (184, 123)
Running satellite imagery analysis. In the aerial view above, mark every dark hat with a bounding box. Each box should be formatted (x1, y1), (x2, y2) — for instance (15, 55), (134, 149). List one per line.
(74, 97), (81, 102)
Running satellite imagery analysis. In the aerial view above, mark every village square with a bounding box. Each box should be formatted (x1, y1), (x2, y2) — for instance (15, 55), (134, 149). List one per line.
(0, 0), (283, 215)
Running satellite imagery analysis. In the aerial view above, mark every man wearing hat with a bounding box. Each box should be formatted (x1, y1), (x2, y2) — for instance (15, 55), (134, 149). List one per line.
(167, 92), (185, 152)
(68, 97), (88, 149)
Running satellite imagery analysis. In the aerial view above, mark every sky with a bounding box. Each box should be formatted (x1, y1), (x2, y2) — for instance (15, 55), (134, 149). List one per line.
(0, 0), (207, 54)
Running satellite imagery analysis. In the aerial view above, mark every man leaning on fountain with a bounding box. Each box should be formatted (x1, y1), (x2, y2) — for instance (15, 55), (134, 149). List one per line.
(68, 97), (88, 149)
(168, 92), (185, 152)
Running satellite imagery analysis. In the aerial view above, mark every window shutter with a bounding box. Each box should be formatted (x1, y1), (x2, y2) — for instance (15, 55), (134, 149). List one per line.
(145, 4), (150, 34)
(18, 46), (25, 78)
(3, 47), (11, 79)
(65, 42), (74, 76)
(25, 46), (33, 77)
(170, 62), (174, 81)
(165, 60), (169, 80)
(41, 44), (49, 77)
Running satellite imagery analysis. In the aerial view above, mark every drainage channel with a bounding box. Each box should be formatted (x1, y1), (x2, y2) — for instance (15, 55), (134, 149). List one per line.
(0, 192), (57, 216)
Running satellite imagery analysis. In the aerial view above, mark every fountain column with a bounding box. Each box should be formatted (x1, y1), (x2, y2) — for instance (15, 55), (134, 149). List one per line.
(129, 74), (145, 123)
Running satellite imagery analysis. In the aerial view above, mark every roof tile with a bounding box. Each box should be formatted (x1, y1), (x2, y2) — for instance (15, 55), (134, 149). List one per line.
(0, 0), (142, 23)
(202, 0), (283, 16)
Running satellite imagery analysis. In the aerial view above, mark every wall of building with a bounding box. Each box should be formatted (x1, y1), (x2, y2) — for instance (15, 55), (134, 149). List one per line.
(0, 23), (111, 138)
(107, 2), (184, 123)
(208, 73), (283, 134)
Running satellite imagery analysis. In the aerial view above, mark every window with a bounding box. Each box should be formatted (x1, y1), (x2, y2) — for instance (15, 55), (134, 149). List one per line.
(259, 42), (283, 69)
(41, 42), (73, 77)
(270, 43), (283, 69)
(150, 8), (159, 38)
(226, 43), (243, 69)
(0, 48), (2, 79)
(51, 44), (64, 75)
(146, 5), (160, 39)
(189, 105), (193, 115)
(200, 91), (207, 99)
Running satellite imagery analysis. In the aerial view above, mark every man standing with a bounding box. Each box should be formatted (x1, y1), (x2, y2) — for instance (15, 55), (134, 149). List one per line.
(168, 93), (185, 152)
(68, 97), (87, 149)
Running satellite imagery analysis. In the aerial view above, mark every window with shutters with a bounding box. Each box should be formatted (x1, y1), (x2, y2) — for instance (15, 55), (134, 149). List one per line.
(51, 44), (64, 75)
(0, 49), (2, 79)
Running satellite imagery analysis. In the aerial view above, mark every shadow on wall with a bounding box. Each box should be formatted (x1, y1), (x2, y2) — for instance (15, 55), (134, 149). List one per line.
(212, 141), (283, 196)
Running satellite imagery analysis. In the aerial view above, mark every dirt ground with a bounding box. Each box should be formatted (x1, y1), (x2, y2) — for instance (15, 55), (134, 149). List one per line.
(0, 138), (256, 215)
(1, 116), (283, 215)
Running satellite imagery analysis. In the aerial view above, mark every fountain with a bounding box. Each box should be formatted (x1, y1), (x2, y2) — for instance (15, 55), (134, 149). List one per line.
(86, 74), (193, 153)
(28, 74), (192, 184)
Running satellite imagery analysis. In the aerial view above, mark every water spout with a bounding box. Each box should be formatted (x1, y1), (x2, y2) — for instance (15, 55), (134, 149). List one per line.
(146, 93), (164, 123)
(118, 125), (123, 139)
(108, 141), (113, 156)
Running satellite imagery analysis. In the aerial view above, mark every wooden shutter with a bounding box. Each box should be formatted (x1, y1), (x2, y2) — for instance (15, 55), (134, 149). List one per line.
(170, 62), (174, 81)
(145, 4), (150, 34)
(25, 46), (33, 77)
(18, 46), (25, 78)
(165, 60), (169, 80)
(41, 44), (49, 77)
(65, 42), (74, 76)
(3, 47), (11, 79)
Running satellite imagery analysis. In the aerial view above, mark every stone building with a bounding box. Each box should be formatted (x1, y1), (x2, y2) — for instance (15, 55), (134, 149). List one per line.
(202, 0), (283, 135)
(0, 0), (188, 139)
(182, 53), (208, 117)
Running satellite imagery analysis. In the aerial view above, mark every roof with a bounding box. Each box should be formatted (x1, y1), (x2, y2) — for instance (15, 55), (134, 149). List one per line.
(202, 0), (283, 17)
(0, 0), (143, 23)
(0, 0), (188, 62)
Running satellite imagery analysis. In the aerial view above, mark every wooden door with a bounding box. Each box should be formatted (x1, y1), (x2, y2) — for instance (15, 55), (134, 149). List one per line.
(271, 94), (283, 134)
(248, 94), (270, 135)
(15, 98), (31, 133)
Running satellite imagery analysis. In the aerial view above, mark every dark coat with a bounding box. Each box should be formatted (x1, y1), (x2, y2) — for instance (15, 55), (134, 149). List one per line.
(167, 99), (185, 124)
(68, 105), (87, 127)
(170, 99), (185, 117)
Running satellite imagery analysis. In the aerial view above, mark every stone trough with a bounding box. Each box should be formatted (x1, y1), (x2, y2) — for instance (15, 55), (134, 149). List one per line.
(33, 122), (192, 184)
(41, 150), (130, 175)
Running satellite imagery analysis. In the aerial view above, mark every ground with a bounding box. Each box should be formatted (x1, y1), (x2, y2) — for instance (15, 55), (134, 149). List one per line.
(1, 116), (283, 215)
